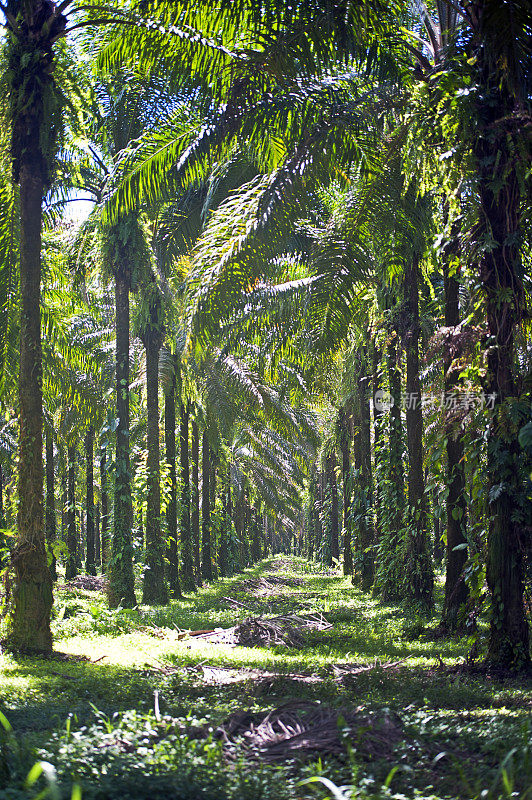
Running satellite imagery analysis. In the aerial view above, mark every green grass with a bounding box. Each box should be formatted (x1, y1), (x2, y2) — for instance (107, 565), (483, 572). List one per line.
(1, 557), (531, 800)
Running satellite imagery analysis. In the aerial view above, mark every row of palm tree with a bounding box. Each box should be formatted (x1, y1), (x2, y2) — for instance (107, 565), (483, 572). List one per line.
(1, 0), (531, 669)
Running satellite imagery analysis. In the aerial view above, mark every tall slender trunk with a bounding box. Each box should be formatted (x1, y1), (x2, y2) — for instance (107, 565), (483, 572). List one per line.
(338, 407), (352, 575)
(191, 419), (201, 585)
(251, 503), (262, 562)
(210, 451), (218, 575)
(85, 427), (96, 577)
(0, 464), (3, 531)
(164, 367), (181, 597)
(9, 112), (52, 650)
(441, 260), (468, 629)
(475, 79), (530, 668)
(316, 471), (325, 562)
(65, 446), (77, 581)
(45, 430), (57, 580)
(325, 450), (339, 565)
(201, 430), (212, 581)
(79, 510), (84, 568)
(359, 362), (374, 591)
(404, 255), (433, 608)
(376, 328), (406, 600)
(388, 333), (405, 528)
(100, 452), (109, 570)
(372, 343), (383, 552)
(180, 402), (195, 592)
(218, 474), (229, 577)
(61, 472), (66, 546)
(142, 331), (168, 605)
(307, 472), (317, 560)
(95, 503), (100, 570)
(433, 488), (444, 564)
(109, 275), (136, 607)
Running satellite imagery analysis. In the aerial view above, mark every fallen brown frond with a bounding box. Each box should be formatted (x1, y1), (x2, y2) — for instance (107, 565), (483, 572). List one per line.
(211, 700), (403, 763)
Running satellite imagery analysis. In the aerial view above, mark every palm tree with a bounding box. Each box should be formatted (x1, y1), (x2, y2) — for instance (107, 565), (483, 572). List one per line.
(406, 0), (531, 666)
(136, 279), (169, 605)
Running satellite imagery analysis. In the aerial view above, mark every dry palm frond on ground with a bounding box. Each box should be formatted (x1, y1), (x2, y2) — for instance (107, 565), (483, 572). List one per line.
(209, 700), (403, 763)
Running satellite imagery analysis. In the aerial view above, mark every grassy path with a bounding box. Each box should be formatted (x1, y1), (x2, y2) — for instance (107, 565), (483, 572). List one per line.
(1, 557), (531, 799)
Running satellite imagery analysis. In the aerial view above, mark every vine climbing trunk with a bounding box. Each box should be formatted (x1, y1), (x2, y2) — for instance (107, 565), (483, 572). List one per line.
(441, 257), (468, 630)
(142, 326), (168, 605)
(109, 275), (136, 607)
(404, 255), (433, 608)
(85, 427), (96, 577)
(475, 71), (530, 668)
(45, 430), (57, 581)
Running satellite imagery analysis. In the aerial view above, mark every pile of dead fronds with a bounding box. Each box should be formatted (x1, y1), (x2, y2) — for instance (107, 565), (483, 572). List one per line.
(198, 613), (331, 648)
(64, 575), (106, 592)
(210, 700), (403, 763)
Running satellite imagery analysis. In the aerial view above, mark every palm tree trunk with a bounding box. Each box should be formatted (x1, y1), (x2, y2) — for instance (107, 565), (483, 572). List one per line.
(61, 472), (66, 547)
(45, 430), (57, 580)
(109, 275), (136, 607)
(95, 503), (100, 570)
(142, 333), (168, 605)
(338, 407), (352, 576)
(218, 475), (229, 577)
(201, 430), (212, 581)
(404, 255), (433, 608)
(475, 82), (530, 667)
(180, 402), (195, 592)
(359, 363), (374, 591)
(191, 419), (201, 585)
(388, 333), (405, 531)
(9, 121), (52, 651)
(251, 503), (262, 562)
(372, 343), (383, 548)
(164, 368), (181, 597)
(209, 451), (218, 575)
(100, 452), (109, 570)
(65, 446), (77, 581)
(85, 427), (96, 577)
(325, 450), (339, 565)
(441, 261), (468, 630)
